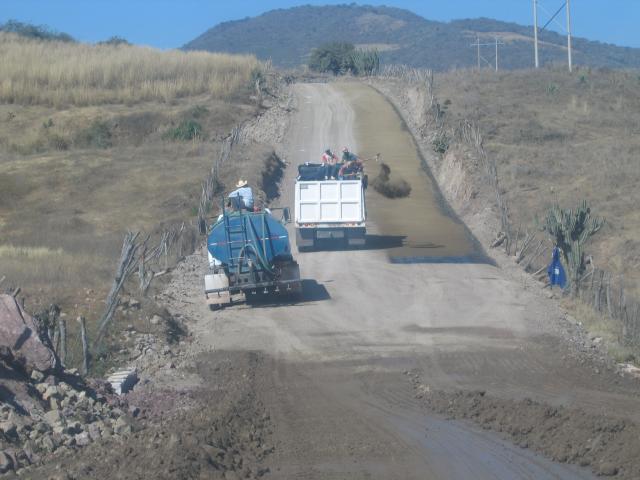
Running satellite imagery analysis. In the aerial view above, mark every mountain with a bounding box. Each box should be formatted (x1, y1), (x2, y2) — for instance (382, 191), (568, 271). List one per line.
(184, 4), (640, 71)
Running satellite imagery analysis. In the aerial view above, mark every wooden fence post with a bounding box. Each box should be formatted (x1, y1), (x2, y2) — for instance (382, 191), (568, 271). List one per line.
(58, 317), (67, 366)
(94, 231), (140, 348)
(77, 316), (89, 375)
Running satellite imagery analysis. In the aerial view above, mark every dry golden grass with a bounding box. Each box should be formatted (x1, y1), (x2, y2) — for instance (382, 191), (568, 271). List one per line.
(435, 66), (640, 297)
(0, 32), (260, 107)
(0, 33), (275, 372)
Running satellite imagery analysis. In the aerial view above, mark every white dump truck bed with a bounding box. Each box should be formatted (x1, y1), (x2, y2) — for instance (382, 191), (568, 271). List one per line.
(294, 179), (366, 249)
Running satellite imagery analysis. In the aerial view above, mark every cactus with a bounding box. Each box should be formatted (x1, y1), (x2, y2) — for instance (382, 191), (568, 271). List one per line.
(543, 200), (604, 295)
(350, 49), (380, 76)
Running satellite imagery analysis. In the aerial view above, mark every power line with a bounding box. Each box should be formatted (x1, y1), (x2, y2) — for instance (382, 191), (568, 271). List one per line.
(470, 36), (505, 71)
(541, 1), (566, 32)
(533, 0), (540, 68)
(533, 0), (573, 72)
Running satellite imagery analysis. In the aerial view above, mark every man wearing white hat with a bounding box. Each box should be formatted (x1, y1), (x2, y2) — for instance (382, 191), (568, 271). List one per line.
(228, 179), (254, 211)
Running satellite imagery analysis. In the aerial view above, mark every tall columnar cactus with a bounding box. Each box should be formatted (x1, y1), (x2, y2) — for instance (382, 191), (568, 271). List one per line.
(543, 200), (604, 295)
(350, 49), (380, 76)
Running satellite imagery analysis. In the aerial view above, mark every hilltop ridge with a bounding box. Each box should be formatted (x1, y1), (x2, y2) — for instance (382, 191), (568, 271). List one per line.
(184, 4), (640, 70)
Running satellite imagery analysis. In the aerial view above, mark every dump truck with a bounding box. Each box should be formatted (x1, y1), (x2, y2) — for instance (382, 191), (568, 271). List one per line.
(204, 204), (301, 308)
(294, 163), (367, 250)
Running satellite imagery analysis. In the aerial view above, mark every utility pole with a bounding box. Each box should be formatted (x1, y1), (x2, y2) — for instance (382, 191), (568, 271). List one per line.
(566, 0), (573, 72)
(470, 37), (504, 71)
(533, 0), (540, 68)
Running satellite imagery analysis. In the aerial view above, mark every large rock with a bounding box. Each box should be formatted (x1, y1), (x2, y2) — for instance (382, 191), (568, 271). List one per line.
(43, 410), (63, 426)
(0, 295), (57, 372)
(0, 450), (14, 474)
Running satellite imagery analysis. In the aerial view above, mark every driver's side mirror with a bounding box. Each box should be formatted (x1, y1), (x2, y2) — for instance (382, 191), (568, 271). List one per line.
(282, 207), (290, 223)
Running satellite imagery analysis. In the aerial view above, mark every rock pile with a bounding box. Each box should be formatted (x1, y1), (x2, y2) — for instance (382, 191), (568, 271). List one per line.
(0, 361), (135, 474)
(0, 364), (132, 473)
(0, 294), (136, 474)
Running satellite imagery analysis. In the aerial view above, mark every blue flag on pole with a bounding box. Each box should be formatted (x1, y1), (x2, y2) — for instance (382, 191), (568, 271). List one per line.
(547, 247), (567, 288)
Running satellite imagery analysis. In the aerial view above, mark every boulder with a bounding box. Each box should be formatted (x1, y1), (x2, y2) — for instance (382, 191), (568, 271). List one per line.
(43, 385), (59, 401)
(74, 432), (91, 447)
(0, 421), (17, 439)
(113, 417), (131, 436)
(43, 410), (63, 426)
(0, 450), (14, 474)
(87, 422), (102, 441)
(0, 295), (57, 372)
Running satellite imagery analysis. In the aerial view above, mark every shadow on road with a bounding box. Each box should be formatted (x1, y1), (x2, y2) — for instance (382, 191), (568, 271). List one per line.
(245, 279), (330, 309)
(298, 234), (406, 253)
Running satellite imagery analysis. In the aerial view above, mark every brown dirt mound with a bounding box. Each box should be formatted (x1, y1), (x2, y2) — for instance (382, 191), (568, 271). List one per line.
(411, 377), (640, 479)
(371, 162), (411, 198)
(27, 351), (272, 479)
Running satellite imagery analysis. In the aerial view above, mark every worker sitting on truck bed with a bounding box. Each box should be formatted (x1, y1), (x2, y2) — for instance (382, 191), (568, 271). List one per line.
(339, 147), (364, 178)
(228, 179), (254, 211)
(321, 149), (339, 179)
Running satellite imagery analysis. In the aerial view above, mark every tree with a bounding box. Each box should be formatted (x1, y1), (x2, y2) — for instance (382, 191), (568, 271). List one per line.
(308, 42), (380, 76)
(0, 20), (74, 42)
(98, 36), (131, 46)
(309, 42), (356, 75)
(542, 200), (604, 295)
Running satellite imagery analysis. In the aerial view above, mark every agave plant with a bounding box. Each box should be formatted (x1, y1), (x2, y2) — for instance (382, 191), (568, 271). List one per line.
(542, 200), (604, 295)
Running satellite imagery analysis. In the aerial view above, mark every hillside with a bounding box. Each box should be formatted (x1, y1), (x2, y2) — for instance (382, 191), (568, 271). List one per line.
(184, 4), (640, 71)
(0, 32), (264, 371)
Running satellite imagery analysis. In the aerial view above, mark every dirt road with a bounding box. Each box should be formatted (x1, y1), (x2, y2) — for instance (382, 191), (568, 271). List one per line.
(153, 82), (639, 479)
(20, 83), (640, 480)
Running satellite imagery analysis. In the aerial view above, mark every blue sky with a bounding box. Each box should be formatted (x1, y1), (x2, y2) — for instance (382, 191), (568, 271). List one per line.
(2, 1), (639, 49)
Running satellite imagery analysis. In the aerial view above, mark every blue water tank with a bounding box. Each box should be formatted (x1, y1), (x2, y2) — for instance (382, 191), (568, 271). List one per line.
(207, 211), (292, 267)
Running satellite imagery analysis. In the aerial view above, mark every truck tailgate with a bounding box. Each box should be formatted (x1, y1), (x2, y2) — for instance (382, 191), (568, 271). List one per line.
(295, 180), (365, 224)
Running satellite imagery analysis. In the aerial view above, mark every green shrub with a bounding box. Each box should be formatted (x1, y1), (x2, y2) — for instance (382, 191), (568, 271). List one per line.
(47, 134), (69, 151)
(308, 42), (380, 76)
(98, 36), (130, 46)
(432, 132), (450, 154)
(309, 42), (355, 75)
(190, 106), (209, 118)
(0, 20), (74, 42)
(163, 119), (203, 141)
(74, 120), (112, 148)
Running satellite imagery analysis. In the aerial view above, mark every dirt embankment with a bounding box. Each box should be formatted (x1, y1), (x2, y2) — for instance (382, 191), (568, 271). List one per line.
(409, 372), (639, 478)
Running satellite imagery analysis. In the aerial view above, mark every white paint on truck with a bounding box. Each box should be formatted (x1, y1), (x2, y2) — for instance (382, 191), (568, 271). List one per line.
(294, 179), (366, 249)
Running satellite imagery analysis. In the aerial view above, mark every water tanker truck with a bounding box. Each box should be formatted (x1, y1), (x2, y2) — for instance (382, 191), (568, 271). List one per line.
(204, 204), (301, 308)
